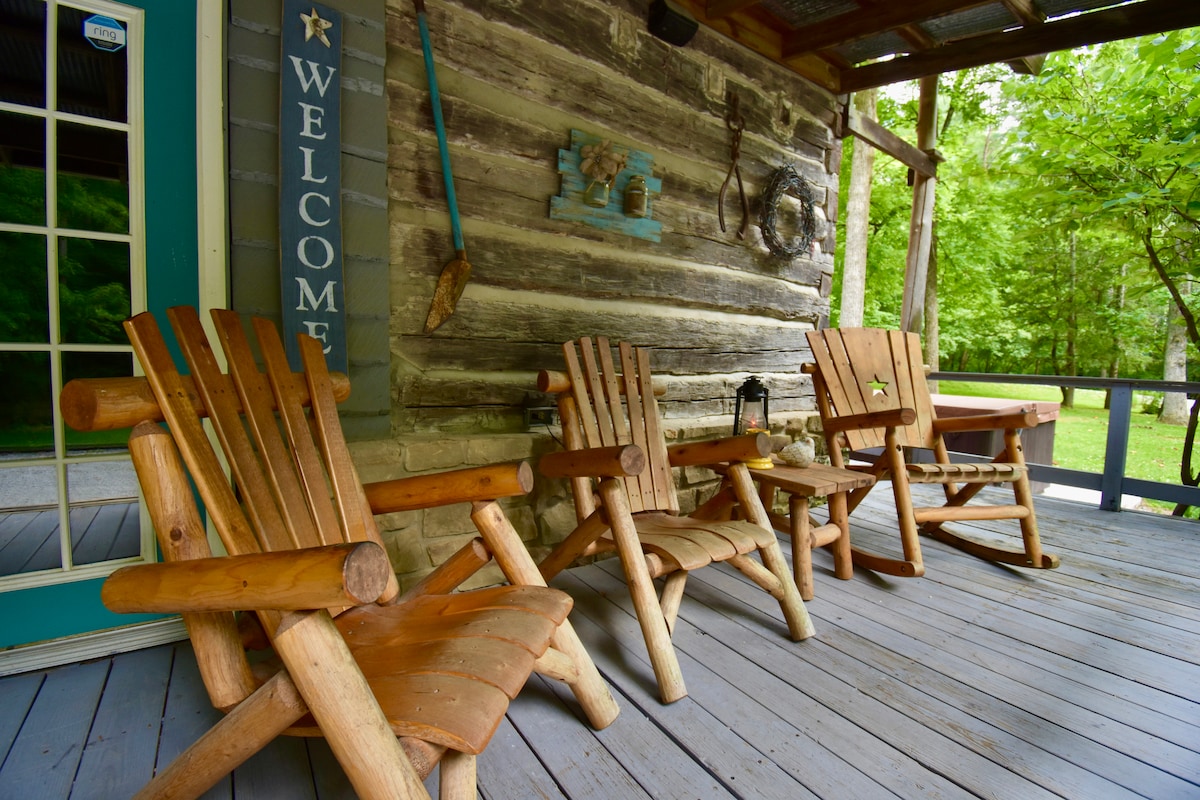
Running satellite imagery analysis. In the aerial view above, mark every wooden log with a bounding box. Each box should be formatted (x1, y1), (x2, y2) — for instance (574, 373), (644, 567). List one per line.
(820, 407), (917, 433)
(667, 432), (769, 467)
(537, 510), (610, 582)
(933, 410), (1039, 433)
(395, 538), (492, 603)
(126, 420), (256, 711)
(531, 646), (579, 684)
(438, 750), (476, 800)
(130, 671), (310, 800)
(469, 500), (620, 730)
(59, 372), (351, 432)
(363, 461), (534, 513)
(660, 571), (688, 635)
(726, 462), (815, 641)
(539, 444), (645, 479)
(597, 478), (688, 703)
(271, 610), (430, 799)
(102, 542), (392, 614)
(912, 504), (1032, 523)
(538, 369), (667, 396)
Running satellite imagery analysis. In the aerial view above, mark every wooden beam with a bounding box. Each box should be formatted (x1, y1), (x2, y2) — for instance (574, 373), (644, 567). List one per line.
(1006, 53), (1047, 75)
(843, 105), (938, 178)
(840, 0), (1200, 92)
(1001, 0), (1046, 26)
(783, 0), (993, 58)
(705, 0), (760, 19)
(674, 0), (840, 90)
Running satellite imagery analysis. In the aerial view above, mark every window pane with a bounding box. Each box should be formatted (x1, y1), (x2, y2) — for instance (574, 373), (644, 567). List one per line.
(0, 232), (49, 343)
(0, 112), (47, 226)
(68, 462), (140, 566)
(57, 4), (128, 123)
(57, 121), (129, 233)
(0, 1), (47, 109)
(0, 465), (62, 576)
(58, 236), (130, 344)
(0, 351), (52, 455)
(63, 350), (133, 452)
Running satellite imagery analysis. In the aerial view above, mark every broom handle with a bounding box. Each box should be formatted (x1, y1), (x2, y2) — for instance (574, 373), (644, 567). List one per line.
(413, 0), (464, 252)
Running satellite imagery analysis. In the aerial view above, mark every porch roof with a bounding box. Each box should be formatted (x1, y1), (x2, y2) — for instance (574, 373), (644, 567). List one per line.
(672, 0), (1200, 92)
(4, 486), (1198, 797)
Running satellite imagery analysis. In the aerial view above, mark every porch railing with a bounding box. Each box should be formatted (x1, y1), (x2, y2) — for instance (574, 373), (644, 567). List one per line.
(929, 372), (1200, 514)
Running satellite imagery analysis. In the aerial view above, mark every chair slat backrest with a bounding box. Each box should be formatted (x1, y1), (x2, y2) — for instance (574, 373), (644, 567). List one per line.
(125, 307), (400, 603)
(563, 337), (677, 514)
(806, 328), (937, 451)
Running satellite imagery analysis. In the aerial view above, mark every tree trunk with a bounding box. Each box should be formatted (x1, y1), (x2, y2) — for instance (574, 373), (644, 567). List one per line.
(1162, 287), (1190, 424)
(838, 89), (876, 329)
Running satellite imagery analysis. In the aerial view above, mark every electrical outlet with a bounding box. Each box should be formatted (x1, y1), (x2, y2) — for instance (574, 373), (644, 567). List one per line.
(523, 407), (558, 428)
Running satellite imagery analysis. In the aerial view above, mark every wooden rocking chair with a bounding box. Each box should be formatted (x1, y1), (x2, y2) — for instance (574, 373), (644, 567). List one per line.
(60, 307), (619, 800)
(804, 327), (1060, 578)
(536, 337), (813, 704)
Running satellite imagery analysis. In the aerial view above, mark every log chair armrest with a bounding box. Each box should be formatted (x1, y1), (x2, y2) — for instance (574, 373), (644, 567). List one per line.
(933, 409), (1040, 434)
(102, 542), (391, 614)
(537, 370), (666, 396)
(59, 372), (350, 432)
(394, 537), (492, 603)
(539, 444), (645, 479)
(821, 407), (918, 434)
(667, 432), (769, 468)
(363, 461), (534, 514)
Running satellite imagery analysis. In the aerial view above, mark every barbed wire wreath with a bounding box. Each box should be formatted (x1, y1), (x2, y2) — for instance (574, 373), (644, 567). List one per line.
(758, 164), (817, 260)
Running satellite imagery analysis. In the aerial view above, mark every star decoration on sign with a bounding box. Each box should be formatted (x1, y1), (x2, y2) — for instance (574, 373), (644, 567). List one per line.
(301, 7), (333, 47)
(868, 376), (889, 396)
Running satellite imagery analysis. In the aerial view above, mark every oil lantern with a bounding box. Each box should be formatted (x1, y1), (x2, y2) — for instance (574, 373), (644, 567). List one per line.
(733, 376), (773, 469)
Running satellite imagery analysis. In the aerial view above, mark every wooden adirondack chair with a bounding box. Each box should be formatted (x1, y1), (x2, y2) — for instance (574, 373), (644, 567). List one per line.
(804, 327), (1060, 578)
(536, 337), (813, 704)
(59, 307), (619, 800)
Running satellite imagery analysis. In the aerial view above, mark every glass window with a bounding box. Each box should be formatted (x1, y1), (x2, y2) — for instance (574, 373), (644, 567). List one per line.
(0, 1), (147, 588)
(0, 112), (48, 226)
(57, 4), (128, 123)
(0, 232), (50, 343)
(0, 1), (48, 109)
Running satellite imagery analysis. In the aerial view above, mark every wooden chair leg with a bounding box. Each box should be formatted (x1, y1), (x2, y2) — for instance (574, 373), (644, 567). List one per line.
(133, 671), (308, 800)
(789, 494), (815, 601)
(599, 479), (687, 703)
(1007, 431), (1059, 569)
(660, 570), (688, 634)
(885, 432), (925, 572)
(273, 610), (429, 800)
(470, 501), (620, 728)
(438, 750), (476, 800)
(827, 491), (854, 581)
(726, 464), (814, 641)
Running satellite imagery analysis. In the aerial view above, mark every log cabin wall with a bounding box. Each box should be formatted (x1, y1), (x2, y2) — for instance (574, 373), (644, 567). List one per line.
(226, 0), (841, 589)
(381, 0), (841, 586)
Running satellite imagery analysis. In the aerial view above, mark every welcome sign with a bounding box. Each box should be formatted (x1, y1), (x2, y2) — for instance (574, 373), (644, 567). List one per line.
(280, 0), (346, 372)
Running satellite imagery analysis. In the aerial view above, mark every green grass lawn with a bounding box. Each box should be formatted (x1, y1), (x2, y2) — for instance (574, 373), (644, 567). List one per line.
(936, 380), (1192, 512)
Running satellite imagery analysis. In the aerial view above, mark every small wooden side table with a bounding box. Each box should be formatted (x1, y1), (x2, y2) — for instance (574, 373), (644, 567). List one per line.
(741, 461), (875, 600)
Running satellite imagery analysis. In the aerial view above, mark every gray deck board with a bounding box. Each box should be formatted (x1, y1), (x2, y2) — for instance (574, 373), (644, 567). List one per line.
(1, 491), (1198, 799)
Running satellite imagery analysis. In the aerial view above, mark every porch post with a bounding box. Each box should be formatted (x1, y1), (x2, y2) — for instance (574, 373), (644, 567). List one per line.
(900, 75), (938, 335)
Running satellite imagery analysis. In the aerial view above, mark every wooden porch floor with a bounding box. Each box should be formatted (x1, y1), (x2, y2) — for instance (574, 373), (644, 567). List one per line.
(2, 487), (1198, 799)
